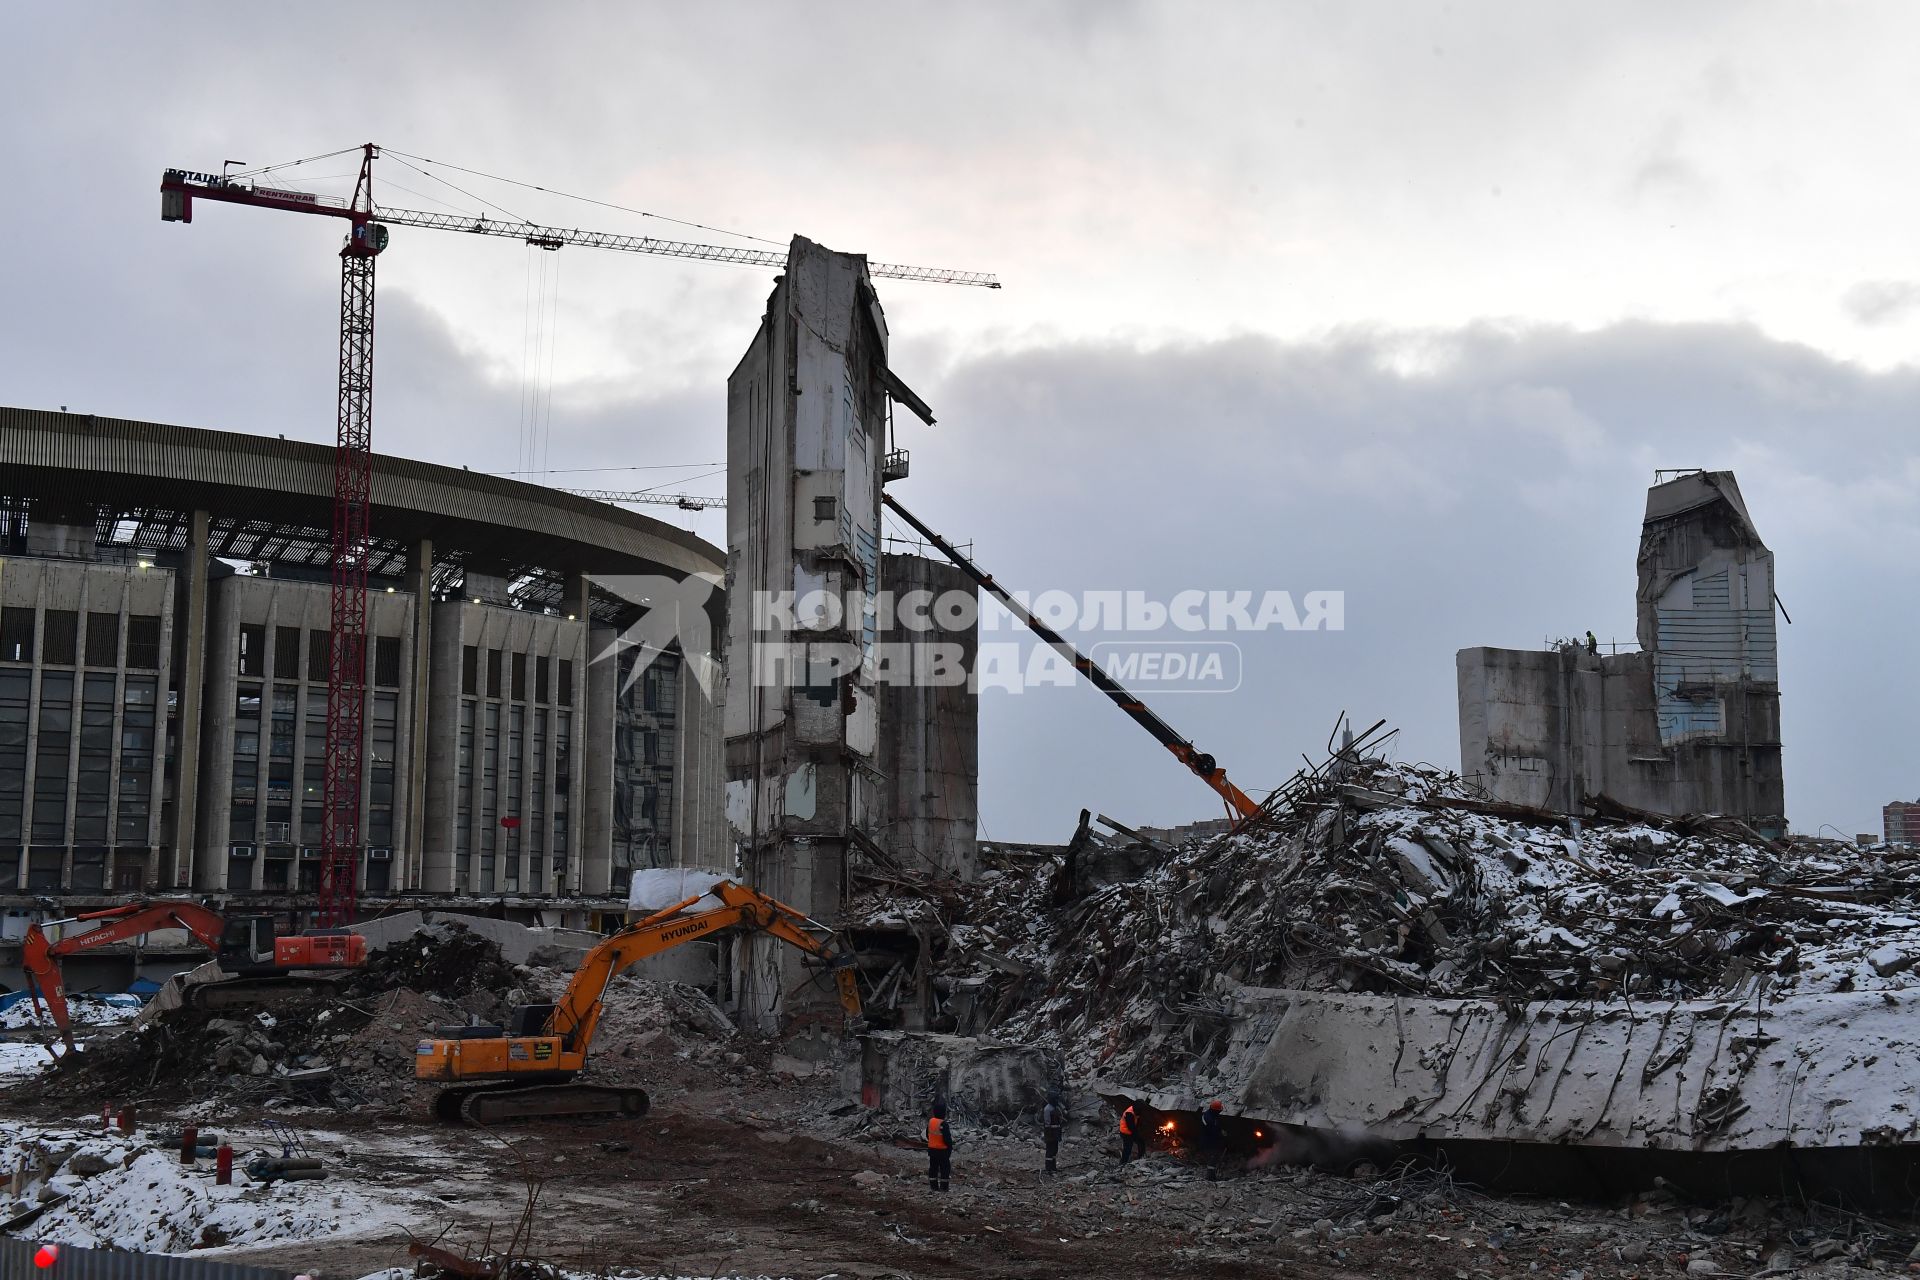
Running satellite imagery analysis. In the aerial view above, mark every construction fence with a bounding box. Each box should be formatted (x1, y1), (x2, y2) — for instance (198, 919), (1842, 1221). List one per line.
(0, 1240), (293, 1280)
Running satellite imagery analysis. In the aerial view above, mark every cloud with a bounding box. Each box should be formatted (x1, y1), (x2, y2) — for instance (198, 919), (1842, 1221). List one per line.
(1843, 281), (1920, 326)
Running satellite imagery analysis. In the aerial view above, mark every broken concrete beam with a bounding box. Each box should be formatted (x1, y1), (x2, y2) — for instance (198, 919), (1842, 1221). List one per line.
(1338, 784), (1406, 811)
(857, 1031), (1061, 1120)
(1195, 983), (1920, 1153)
(976, 949), (1030, 977)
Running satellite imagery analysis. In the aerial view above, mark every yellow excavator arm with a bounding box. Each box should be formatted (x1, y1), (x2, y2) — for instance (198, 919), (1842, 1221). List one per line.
(416, 879), (861, 1123)
(552, 879), (862, 1054)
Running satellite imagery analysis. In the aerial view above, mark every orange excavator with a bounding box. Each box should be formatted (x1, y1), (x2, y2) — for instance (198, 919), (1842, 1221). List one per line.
(22, 900), (367, 1054)
(416, 879), (861, 1124)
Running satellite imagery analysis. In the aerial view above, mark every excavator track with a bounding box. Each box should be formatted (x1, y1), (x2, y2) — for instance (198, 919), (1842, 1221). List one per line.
(434, 1082), (651, 1126)
(185, 976), (341, 1011)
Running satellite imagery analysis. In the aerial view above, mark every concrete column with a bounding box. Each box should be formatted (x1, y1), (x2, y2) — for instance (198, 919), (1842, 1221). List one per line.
(404, 539), (433, 889)
(583, 621), (616, 897)
(569, 572), (593, 897)
(168, 509), (209, 889)
(18, 588), (43, 892)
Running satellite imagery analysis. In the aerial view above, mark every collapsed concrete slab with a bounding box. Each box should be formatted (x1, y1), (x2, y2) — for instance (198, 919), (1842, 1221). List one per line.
(1159, 984), (1920, 1153)
(855, 1030), (1061, 1121)
(349, 911), (592, 966)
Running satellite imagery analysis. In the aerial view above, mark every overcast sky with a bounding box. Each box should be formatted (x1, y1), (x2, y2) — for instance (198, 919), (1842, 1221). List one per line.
(5, 3), (1918, 840)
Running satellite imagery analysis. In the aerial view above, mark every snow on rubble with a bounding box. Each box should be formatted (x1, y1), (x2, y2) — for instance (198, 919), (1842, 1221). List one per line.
(0, 992), (141, 1031)
(1, 1121), (413, 1254)
(933, 759), (1920, 1083)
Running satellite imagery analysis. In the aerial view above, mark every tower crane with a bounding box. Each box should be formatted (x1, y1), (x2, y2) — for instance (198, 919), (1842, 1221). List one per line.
(159, 143), (997, 927)
(561, 489), (726, 511)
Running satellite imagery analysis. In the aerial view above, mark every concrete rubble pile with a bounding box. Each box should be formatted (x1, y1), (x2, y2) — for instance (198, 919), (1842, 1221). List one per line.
(13, 924), (744, 1111)
(929, 759), (1920, 1087)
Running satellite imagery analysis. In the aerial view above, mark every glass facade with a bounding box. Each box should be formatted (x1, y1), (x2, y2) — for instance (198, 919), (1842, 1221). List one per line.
(610, 647), (677, 893)
(1, 551), (712, 903)
(452, 631), (580, 895)
(0, 589), (164, 892)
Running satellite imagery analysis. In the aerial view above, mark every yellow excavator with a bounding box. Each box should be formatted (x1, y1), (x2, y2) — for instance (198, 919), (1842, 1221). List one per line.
(415, 879), (862, 1124)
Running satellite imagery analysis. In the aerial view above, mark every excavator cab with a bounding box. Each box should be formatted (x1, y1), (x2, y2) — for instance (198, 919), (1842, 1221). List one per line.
(508, 1003), (559, 1039)
(214, 914), (280, 972)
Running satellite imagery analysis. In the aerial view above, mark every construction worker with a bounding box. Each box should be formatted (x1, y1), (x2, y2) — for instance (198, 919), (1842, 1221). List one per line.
(1198, 1100), (1224, 1180)
(925, 1102), (953, 1192)
(1586, 629), (1599, 656)
(1041, 1089), (1065, 1175)
(1118, 1100), (1141, 1164)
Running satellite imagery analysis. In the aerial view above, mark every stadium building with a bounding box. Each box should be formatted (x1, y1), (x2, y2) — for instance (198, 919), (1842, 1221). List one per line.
(0, 406), (723, 932)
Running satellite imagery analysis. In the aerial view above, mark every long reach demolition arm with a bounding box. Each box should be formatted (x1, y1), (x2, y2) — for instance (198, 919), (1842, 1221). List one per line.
(882, 493), (1260, 820)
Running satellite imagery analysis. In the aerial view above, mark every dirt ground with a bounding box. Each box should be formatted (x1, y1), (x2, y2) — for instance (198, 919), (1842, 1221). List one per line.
(6, 1064), (1888, 1280)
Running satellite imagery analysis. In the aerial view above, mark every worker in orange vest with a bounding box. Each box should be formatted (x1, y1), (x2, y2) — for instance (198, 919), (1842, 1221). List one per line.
(1118, 1101), (1141, 1164)
(925, 1102), (953, 1191)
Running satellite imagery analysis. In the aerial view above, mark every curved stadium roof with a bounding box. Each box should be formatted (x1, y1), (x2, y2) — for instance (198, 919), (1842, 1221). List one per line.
(0, 406), (723, 620)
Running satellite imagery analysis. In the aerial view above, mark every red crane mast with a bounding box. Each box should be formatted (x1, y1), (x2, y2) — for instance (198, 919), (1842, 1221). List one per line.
(163, 144), (386, 926)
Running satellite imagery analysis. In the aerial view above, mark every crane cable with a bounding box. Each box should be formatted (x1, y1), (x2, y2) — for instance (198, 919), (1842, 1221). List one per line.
(382, 152), (535, 226)
(380, 147), (785, 247)
(516, 245), (564, 479)
(223, 146), (364, 182)
(214, 145), (788, 256)
(517, 248), (539, 477)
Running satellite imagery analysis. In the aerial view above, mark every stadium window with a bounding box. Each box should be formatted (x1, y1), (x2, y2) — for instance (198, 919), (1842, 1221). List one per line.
(238, 624), (265, 676)
(307, 629), (330, 682)
(374, 635), (401, 687)
(274, 626), (301, 677)
(0, 608), (34, 663)
(85, 611), (119, 666)
(125, 615), (162, 669)
(41, 610), (77, 666)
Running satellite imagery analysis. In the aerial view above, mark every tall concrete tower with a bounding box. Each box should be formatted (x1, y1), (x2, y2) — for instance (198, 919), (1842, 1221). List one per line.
(723, 237), (889, 1032)
(876, 551), (979, 883)
(1457, 470), (1784, 834)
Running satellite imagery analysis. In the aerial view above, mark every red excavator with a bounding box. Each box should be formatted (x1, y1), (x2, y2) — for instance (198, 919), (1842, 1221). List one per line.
(21, 900), (367, 1054)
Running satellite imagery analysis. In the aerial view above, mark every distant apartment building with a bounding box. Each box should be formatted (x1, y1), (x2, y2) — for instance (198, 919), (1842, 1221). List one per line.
(1885, 801), (1920, 847)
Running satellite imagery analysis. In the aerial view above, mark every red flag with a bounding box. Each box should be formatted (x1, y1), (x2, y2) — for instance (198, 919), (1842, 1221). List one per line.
(500, 816), (522, 829)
